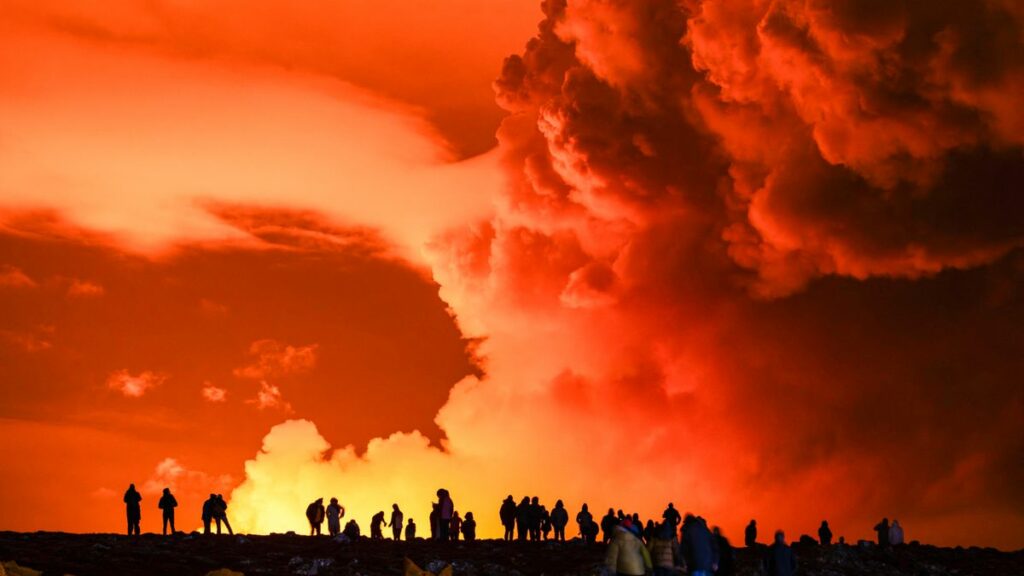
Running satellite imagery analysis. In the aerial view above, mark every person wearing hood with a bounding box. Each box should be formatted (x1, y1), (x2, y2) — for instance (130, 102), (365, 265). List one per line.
(647, 522), (680, 576)
(306, 498), (326, 536)
(744, 519), (757, 548)
(601, 508), (620, 544)
(516, 496), (531, 540)
(450, 511), (462, 541)
(500, 495), (517, 541)
(713, 526), (735, 576)
(326, 498), (345, 537)
(874, 518), (890, 547)
(551, 500), (569, 541)
(462, 511), (477, 541)
(213, 494), (233, 535)
(818, 520), (833, 546)
(388, 504), (404, 540)
(123, 484), (142, 536)
(764, 530), (797, 576)
(436, 488), (454, 541)
(889, 520), (904, 545)
(202, 494), (216, 534)
(604, 519), (652, 576)
(681, 515), (718, 576)
(158, 488), (177, 535)
(662, 503), (681, 533)
(405, 518), (417, 540)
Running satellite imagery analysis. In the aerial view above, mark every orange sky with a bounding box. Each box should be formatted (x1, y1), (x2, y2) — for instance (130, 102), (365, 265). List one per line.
(1, 0), (1023, 551)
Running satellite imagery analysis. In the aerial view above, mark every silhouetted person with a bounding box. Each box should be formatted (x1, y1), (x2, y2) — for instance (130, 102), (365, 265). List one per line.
(462, 511), (477, 541)
(437, 488), (454, 541)
(713, 526), (735, 576)
(405, 518), (416, 540)
(648, 522), (680, 576)
(344, 519), (361, 539)
(528, 496), (542, 541)
(662, 503), (681, 533)
(306, 498), (326, 536)
(682, 514), (718, 576)
(202, 494), (216, 534)
(371, 510), (386, 539)
(158, 488), (177, 535)
(605, 519), (652, 576)
(764, 530), (797, 576)
(123, 484), (142, 535)
(450, 511), (462, 541)
(388, 504), (404, 540)
(327, 498), (345, 536)
(643, 520), (655, 545)
(576, 503), (594, 543)
(818, 520), (832, 546)
(430, 503), (439, 540)
(541, 505), (551, 540)
(500, 495), (517, 541)
(214, 494), (233, 535)
(889, 519), (904, 545)
(601, 508), (619, 543)
(516, 496), (531, 540)
(874, 517), (890, 547)
(744, 519), (757, 547)
(550, 500), (569, 541)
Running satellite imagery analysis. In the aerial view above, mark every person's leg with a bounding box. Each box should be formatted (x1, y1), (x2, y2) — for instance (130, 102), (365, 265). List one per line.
(224, 518), (233, 535)
(216, 517), (222, 535)
(169, 512), (175, 534)
(163, 514), (168, 535)
(204, 519), (211, 534)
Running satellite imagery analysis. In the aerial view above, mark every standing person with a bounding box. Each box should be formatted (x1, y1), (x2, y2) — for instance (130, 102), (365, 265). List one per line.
(576, 503), (594, 543)
(516, 496), (531, 540)
(744, 519), (758, 547)
(450, 511), (462, 541)
(437, 489), (454, 541)
(605, 519), (652, 576)
(647, 522), (680, 576)
(681, 515), (717, 576)
(158, 488), (177, 535)
(202, 494), (216, 534)
(214, 494), (233, 535)
(601, 508), (620, 544)
(462, 512), (477, 541)
(818, 520), (832, 546)
(889, 520), (904, 545)
(429, 504), (439, 540)
(306, 498), (326, 536)
(388, 504), (404, 540)
(643, 520), (656, 545)
(662, 503), (681, 533)
(764, 530), (797, 576)
(123, 484), (142, 536)
(528, 497), (542, 541)
(540, 505), (552, 540)
(326, 498), (345, 537)
(405, 518), (417, 540)
(550, 500), (569, 541)
(500, 495), (517, 541)
(371, 511), (387, 539)
(713, 527), (735, 576)
(874, 518), (890, 547)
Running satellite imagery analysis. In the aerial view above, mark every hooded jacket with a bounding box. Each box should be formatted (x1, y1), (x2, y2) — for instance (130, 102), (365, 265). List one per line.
(605, 526), (653, 576)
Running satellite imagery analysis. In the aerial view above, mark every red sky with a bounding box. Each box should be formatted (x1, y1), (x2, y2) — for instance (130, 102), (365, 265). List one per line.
(1, 0), (1023, 550)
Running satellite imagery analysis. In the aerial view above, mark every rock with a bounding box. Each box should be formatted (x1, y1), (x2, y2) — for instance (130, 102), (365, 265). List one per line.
(1, 561), (43, 576)
(205, 570), (245, 576)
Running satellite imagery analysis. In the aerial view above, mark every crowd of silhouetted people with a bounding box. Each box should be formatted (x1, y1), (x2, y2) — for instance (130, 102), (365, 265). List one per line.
(123, 484), (908, 575)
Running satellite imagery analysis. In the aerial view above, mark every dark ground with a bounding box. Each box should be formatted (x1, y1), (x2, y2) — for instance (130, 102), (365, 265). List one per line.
(0, 533), (1021, 576)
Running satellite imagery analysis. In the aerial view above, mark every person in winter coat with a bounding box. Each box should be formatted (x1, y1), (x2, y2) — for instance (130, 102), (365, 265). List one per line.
(461, 511), (477, 541)
(713, 526), (735, 576)
(874, 518), (890, 547)
(158, 488), (177, 535)
(213, 494), (233, 535)
(647, 522), (680, 576)
(430, 504), (439, 540)
(202, 494), (216, 534)
(405, 518), (417, 540)
(889, 520), (904, 545)
(681, 515), (718, 576)
(550, 500), (569, 541)
(306, 498), (326, 536)
(388, 504), (404, 540)
(818, 520), (833, 546)
(123, 484), (142, 536)
(500, 495), (517, 541)
(601, 508), (620, 543)
(326, 498), (345, 536)
(450, 511), (462, 541)
(764, 530), (797, 576)
(577, 503), (596, 543)
(745, 519), (757, 547)
(662, 503), (681, 533)
(371, 510), (387, 539)
(343, 519), (361, 539)
(604, 520), (653, 576)
(436, 488), (454, 541)
(516, 496), (532, 540)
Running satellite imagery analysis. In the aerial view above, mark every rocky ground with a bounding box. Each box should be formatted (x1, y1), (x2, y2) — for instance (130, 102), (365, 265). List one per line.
(0, 532), (1021, 576)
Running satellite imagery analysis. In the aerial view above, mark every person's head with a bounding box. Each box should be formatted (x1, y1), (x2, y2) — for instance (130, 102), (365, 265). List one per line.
(684, 514), (696, 524)
(532, 496), (538, 505)
(217, 494), (224, 501)
(162, 487), (170, 495)
(582, 503), (588, 511)
(466, 512), (474, 520)
(556, 499), (564, 507)
(209, 493), (217, 499)
(821, 520), (828, 526)
(129, 483), (136, 491)
(393, 503), (399, 510)
(882, 517), (889, 523)
(632, 513), (639, 521)
(668, 502), (675, 509)
(521, 496), (530, 504)
(507, 495), (513, 501)
(331, 497), (338, 504)
(750, 519), (756, 525)
(713, 526), (722, 537)
(893, 519), (900, 526)
(409, 519), (415, 524)
(775, 530), (785, 544)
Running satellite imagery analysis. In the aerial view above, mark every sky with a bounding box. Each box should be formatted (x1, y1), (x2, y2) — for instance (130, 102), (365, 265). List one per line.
(0, 0), (1022, 551)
